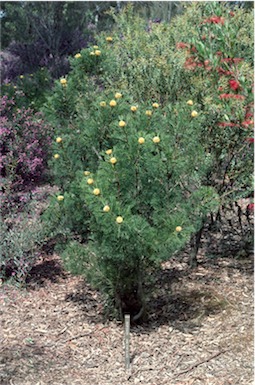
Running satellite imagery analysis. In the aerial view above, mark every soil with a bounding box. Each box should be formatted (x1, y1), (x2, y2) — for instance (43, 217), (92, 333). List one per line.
(0, 194), (254, 385)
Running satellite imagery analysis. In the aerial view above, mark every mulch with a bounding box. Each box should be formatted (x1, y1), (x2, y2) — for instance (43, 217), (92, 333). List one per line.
(0, 248), (253, 385)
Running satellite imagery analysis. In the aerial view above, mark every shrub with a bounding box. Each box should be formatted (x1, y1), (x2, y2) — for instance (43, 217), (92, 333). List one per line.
(0, 95), (53, 193)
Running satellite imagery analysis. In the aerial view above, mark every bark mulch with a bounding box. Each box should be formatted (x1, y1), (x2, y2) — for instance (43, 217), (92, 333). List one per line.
(0, 247), (253, 385)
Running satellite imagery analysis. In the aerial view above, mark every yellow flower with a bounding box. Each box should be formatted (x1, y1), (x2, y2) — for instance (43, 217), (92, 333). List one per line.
(103, 205), (110, 212)
(110, 157), (117, 165)
(191, 110), (198, 118)
(105, 149), (113, 155)
(175, 226), (182, 232)
(130, 106), (138, 112)
(106, 36), (113, 42)
(152, 136), (160, 143)
(116, 216), (123, 224)
(56, 137), (62, 143)
(93, 45), (99, 49)
(138, 137), (145, 144)
(95, 50), (101, 56)
(87, 178), (94, 185)
(60, 78), (67, 85)
(115, 92), (122, 99)
(20, 75), (24, 79)
(146, 110), (152, 117)
(187, 100), (193, 106)
(90, 52), (95, 56)
(75, 53), (82, 59)
(100, 101), (106, 107)
(57, 195), (64, 201)
(109, 100), (117, 107)
(54, 154), (60, 159)
(93, 188), (100, 196)
(119, 120), (126, 128)
(84, 171), (90, 176)
(152, 102), (159, 108)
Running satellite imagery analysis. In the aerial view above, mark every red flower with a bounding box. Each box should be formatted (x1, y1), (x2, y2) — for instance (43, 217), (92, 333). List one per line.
(203, 16), (224, 25)
(218, 122), (240, 128)
(245, 112), (254, 119)
(229, 79), (240, 91)
(184, 57), (197, 70)
(217, 67), (234, 76)
(247, 203), (254, 212)
(219, 94), (245, 100)
(246, 138), (254, 143)
(242, 120), (254, 127)
(233, 58), (243, 64)
(176, 42), (189, 49)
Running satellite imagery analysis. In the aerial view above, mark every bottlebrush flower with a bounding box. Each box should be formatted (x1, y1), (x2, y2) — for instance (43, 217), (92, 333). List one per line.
(247, 203), (254, 212)
(103, 205), (110, 212)
(218, 122), (240, 128)
(176, 42), (189, 49)
(219, 94), (245, 100)
(93, 188), (100, 196)
(138, 137), (145, 144)
(109, 100), (117, 107)
(119, 120), (126, 127)
(229, 79), (240, 91)
(87, 178), (94, 185)
(242, 120), (254, 128)
(56, 137), (62, 143)
(116, 216), (123, 224)
(152, 136), (160, 143)
(246, 138), (254, 143)
(203, 16), (224, 25)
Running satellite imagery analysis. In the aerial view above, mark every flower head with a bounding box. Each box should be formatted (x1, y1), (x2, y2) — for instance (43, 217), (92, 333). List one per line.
(20, 75), (24, 79)
(75, 53), (82, 59)
(60, 78), (67, 85)
(110, 157), (117, 165)
(54, 154), (60, 159)
(106, 36), (113, 42)
(175, 226), (182, 232)
(115, 92), (122, 99)
(130, 106), (138, 112)
(187, 100), (193, 106)
(146, 110), (152, 117)
(229, 79), (240, 91)
(152, 102), (159, 108)
(191, 110), (198, 118)
(57, 195), (64, 201)
(84, 171), (90, 176)
(105, 149), (113, 155)
(95, 50), (101, 56)
(119, 120), (126, 127)
(100, 101), (106, 107)
(153, 136), (160, 143)
(90, 52), (95, 56)
(87, 178), (94, 185)
(138, 137), (145, 144)
(56, 137), (62, 143)
(116, 216), (123, 224)
(109, 100), (117, 107)
(93, 188), (100, 196)
(103, 205), (110, 212)
(93, 45), (99, 49)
